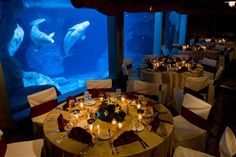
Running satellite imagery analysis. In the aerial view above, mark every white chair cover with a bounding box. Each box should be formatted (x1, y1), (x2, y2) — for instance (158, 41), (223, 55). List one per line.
(0, 130), (43, 157)
(214, 66), (224, 81)
(86, 79), (112, 89)
(219, 127), (236, 157)
(215, 44), (225, 52)
(173, 146), (214, 157)
(27, 87), (57, 107)
(27, 87), (57, 124)
(174, 94), (212, 151)
(127, 80), (168, 104)
(140, 70), (163, 84)
(184, 76), (210, 92)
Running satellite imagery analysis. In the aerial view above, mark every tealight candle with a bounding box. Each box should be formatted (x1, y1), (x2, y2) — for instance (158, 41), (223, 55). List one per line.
(117, 122), (123, 129)
(121, 95), (126, 102)
(79, 102), (84, 109)
(137, 103), (141, 109)
(112, 119), (117, 125)
(99, 96), (104, 102)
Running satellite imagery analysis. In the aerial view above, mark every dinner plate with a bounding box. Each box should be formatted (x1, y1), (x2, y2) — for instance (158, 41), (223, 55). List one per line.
(84, 100), (96, 106)
(97, 130), (113, 140)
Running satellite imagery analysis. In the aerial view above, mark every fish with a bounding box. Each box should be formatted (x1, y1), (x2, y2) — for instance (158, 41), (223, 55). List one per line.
(63, 21), (90, 57)
(8, 24), (24, 56)
(30, 18), (55, 48)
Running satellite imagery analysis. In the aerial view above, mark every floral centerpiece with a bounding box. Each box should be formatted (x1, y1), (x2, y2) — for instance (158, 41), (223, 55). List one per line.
(96, 102), (126, 122)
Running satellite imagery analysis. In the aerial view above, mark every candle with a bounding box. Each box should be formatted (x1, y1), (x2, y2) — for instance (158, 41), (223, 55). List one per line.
(89, 124), (93, 132)
(79, 102), (84, 109)
(138, 114), (142, 122)
(99, 96), (104, 102)
(118, 122), (123, 129)
(112, 119), (117, 125)
(137, 103), (141, 109)
(121, 96), (126, 102)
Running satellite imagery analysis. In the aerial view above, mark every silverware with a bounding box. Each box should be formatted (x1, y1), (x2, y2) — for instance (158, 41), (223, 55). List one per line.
(135, 133), (149, 149)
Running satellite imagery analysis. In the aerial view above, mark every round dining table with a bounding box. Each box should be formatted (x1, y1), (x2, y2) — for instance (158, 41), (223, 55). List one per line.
(43, 93), (174, 157)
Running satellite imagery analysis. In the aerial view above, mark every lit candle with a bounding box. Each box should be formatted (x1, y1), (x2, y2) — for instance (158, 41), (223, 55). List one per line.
(112, 119), (117, 125)
(121, 95), (126, 102)
(137, 103), (141, 109)
(99, 96), (104, 102)
(138, 114), (142, 122)
(89, 124), (93, 132)
(79, 102), (84, 109)
(117, 122), (123, 129)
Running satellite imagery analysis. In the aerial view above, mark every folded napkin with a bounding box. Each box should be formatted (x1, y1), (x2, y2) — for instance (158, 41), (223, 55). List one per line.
(63, 96), (76, 110)
(57, 113), (69, 131)
(68, 127), (92, 144)
(113, 131), (139, 147)
(149, 115), (160, 132)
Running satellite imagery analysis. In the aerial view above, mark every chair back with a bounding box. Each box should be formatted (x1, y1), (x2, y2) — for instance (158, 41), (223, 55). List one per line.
(219, 127), (236, 157)
(86, 79), (112, 90)
(140, 70), (162, 84)
(202, 57), (218, 67)
(184, 76), (210, 92)
(215, 44), (225, 52)
(27, 87), (58, 118)
(182, 93), (212, 120)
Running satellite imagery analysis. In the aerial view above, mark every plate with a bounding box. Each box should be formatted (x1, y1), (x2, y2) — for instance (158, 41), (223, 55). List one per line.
(85, 100), (96, 106)
(130, 123), (144, 132)
(98, 130), (113, 140)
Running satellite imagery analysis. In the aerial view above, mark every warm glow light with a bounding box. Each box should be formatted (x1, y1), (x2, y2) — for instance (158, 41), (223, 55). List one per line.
(225, 1), (236, 7)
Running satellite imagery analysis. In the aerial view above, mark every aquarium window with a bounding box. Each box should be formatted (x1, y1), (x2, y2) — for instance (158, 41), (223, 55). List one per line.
(124, 12), (155, 68)
(10, 4), (108, 96)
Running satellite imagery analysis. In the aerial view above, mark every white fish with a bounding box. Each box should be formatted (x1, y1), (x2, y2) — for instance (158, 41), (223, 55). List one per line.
(63, 21), (90, 57)
(8, 24), (24, 56)
(30, 18), (55, 48)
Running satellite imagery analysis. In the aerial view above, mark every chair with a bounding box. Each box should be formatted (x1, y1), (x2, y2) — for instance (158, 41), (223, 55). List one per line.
(27, 87), (58, 136)
(86, 79), (112, 97)
(173, 127), (236, 157)
(174, 76), (210, 113)
(0, 130), (43, 157)
(122, 58), (140, 80)
(140, 70), (163, 84)
(173, 93), (212, 152)
(127, 80), (168, 104)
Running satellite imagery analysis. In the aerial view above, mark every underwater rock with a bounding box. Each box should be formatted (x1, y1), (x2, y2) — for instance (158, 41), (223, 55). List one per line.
(8, 24), (24, 57)
(63, 21), (90, 57)
(23, 71), (59, 90)
(25, 44), (64, 76)
(30, 18), (55, 48)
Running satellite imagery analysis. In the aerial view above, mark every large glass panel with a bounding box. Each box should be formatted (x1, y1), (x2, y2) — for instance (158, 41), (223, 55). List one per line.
(124, 12), (155, 68)
(10, 1), (108, 95)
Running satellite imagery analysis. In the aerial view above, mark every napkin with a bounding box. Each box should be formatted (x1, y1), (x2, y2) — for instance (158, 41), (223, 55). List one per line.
(68, 127), (92, 144)
(57, 113), (69, 131)
(149, 115), (160, 132)
(113, 131), (139, 147)
(63, 96), (76, 110)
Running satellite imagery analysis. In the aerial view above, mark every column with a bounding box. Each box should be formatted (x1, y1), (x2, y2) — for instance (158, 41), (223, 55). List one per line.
(153, 12), (163, 57)
(178, 14), (187, 45)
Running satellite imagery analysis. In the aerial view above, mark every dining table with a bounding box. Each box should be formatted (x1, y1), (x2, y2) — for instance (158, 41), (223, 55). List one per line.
(43, 92), (174, 157)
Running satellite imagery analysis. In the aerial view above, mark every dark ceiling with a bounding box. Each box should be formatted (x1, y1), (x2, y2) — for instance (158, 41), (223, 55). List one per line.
(71, 0), (236, 16)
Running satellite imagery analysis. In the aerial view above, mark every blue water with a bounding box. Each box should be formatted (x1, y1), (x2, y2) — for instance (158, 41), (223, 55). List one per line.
(11, 0), (155, 95)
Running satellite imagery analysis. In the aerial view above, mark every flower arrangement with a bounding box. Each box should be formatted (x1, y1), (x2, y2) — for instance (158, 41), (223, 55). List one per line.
(96, 102), (126, 122)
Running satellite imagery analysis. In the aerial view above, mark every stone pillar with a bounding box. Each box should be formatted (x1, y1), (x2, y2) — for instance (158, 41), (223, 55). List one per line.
(107, 14), (124, 80)
(178, 14), (187, 45)
(153, 12), (163, 57)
